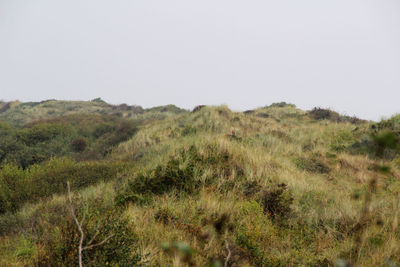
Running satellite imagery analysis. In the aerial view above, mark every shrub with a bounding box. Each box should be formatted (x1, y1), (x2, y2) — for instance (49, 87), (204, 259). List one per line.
(0, 114), (139, 167)
(308, 108), (364, 124)
(243, 110), (254, 115)
(71, 138), (87, 152)
(122, 148), (200, 198)
(0, 158), (129, 214)
(39, 209), (142, 267)
(295, 156), (331, 174)
(350, 116), (400, 158)
(267, 102), (296, 108)
(116, 144), (245, 205)
(17, 123), (75, 146)
(192, 105), (206, 113)
(0, 102), (11, 113)
(256, 113), (269, 118)
(261, 183), (293, 220)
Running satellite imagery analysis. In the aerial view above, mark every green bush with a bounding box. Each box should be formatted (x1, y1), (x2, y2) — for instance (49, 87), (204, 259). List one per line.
(0, 114), (139, 168)
(308, 108), (364, 124)
(71, 138), (87, 152)
(295, 156), (331, 174)
(17, 123), (75, 146)
(116, 144), (245, 205)
(39, 209), (142, 267)
(120, 147), (201, 200)
(267, 102), (296, 108)
(350, 115), (400, 158)
(0, 158), (130, 214)
(261, 183), (293, 220)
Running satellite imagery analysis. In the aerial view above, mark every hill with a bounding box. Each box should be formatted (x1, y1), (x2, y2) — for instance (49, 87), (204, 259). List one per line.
(1, 100), (400, 266)
(0, 98), (186, 126)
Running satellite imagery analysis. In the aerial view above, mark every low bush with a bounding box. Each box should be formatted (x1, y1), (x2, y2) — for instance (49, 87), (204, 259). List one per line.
(0, 114), (139, 167)
(295, 156), (331, 174)
(39, 209), (142, 267)
(308, 108), (364, 124)
(0, 158), (129, 214)
(192, 105), (206, 113)
(261, 183), (293, 220)
(116, 144), (245, 205)
(351, 116), (400, 158)
(71, 138), (87, 152)
(267, 102), (296, 108)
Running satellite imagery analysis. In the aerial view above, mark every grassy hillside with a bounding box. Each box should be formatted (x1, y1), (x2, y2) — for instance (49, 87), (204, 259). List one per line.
(0, 99), (186, 126)
(1, 101), (400, 266)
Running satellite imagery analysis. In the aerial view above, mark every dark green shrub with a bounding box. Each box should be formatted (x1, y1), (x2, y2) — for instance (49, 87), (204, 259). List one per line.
(192, 105), (206, 113)
(261, 183), (293, 219)
(350, 115), (400, 158)
(0, 102), (11, 113)
(146, 104), (186, 114)
(17, 123), (75, 146)
(372, 130), (399, 157)
(116, 144), (245, 205)
(256, 112), (269, 118)
(267, 102), (296, 108)
(181, 124), (197, 136)
(243, 110), (254, 115)
(308, 108), (364, 124)
(295, 156), (331, 174)
(71, 138), (87, 152)
(129, 157), (198, 196)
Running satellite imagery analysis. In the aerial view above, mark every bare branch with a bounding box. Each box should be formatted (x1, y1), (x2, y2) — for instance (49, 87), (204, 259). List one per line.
(83, 234), (114, 251)
(86, 228), (100, 247)
(67, 181), (85, 267)
(80, 208), (86, 226)
(224, 240), (231, 267)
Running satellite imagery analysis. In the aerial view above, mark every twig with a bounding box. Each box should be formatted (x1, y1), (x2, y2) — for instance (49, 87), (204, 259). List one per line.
(224, 240), (231, 267)
(67, 182), (85, 267)
(83, 234), (114, 251)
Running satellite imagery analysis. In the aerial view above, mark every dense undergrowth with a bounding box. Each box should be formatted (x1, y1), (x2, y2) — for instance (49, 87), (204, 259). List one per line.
(0, 114), (139, 168)
(1, 100), (400, 266)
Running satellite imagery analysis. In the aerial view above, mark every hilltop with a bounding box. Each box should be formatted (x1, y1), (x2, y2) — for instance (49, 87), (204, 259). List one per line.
(0, 98), (186, 126)
(1, 100), (400, 266)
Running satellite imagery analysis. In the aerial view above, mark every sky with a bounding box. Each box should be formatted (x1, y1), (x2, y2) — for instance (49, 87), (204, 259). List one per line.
(0, 0), (399, 121)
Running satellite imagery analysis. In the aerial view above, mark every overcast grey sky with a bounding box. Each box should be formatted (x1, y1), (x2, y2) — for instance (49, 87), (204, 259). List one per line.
(1, 0), (399, 120)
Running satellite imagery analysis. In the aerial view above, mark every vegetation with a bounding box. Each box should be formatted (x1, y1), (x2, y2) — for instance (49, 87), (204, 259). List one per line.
(0, 99), (186, 127)
(1, 100), (400, 266)
(0, 114), (139, 168)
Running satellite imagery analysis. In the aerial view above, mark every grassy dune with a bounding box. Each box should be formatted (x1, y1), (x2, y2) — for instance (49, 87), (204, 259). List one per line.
(0, 99), (185, 126)
(1, 102), (400, 266)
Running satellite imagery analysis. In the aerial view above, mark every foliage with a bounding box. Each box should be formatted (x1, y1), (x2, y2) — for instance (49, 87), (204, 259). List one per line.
(295, 156), (331, 174)
(267, 102), (296, 108)
(308, 107), (365, 124)
(0, 158), (129, 214)
(71, 138), (87, 152)
(261, 183), (293, 220)
(39, 209), (142, 267)
(116, 144), (244, 205)
(351, 114), (400, 158)
(0, 114), (139, 168)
